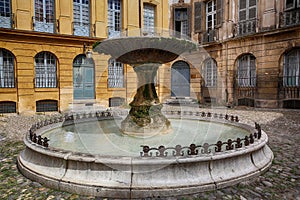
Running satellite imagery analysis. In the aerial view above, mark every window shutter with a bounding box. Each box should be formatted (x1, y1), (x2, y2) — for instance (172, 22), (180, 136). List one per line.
(194, 2), (203, 33)
(216, 0), (223, 27)
(187, 6), (191, 37)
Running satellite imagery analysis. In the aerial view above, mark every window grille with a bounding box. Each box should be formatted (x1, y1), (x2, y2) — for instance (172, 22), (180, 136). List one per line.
(108, 0), (122, 38)
(237, 54), (256, 87)
(108, 58), (124, 88)
(204, 59), (217, 87)
(143, 4), (155, 35)
(34, 52), (57, 88)
(109, 97), (125, 107)
(0, 101), (16, 113)
(284, 49), (300, 87)
(36, 100), (58, 112)
(34, 0), (55, 33)
(0, 0), (12, 28)
(0, 49), (15, 88)
(73, 0), (90, 36)
(238, 0), (257, 35)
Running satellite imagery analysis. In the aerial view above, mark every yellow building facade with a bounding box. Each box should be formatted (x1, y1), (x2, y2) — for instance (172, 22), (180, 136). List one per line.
(0, 0), (170, 114)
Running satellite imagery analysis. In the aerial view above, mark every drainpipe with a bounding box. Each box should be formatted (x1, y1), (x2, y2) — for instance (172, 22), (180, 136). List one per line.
(139, 0), (142, 30)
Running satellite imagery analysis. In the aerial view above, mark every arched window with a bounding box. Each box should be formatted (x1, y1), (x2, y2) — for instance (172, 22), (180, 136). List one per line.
(237, 54), (256, 87)
(73, 0), (90, 36)
(34, 52), (57, 88)
(108, 58), (124, 88)
(203, 58), (217, 87)
(0, 49), (15, 88)
(284, 48), (300, 86)
(34, 0), (55, 33)
(108, 0), (122, 38)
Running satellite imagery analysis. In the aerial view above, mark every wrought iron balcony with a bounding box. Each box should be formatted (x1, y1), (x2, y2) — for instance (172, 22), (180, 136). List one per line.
(202, 29), (217, 44)
(0, 12), (14, 29)
(32, 16), (55, 33)
(72, 21), (92, 37)
(280, 9), (300, 27)
(236, 19), (258, 36)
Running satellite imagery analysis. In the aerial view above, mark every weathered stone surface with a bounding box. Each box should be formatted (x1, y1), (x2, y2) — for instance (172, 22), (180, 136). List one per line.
(0, 107), (299, 199)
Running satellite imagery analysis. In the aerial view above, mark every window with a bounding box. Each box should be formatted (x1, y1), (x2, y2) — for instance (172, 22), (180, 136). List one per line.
(283, 0), (300, 26)
(108, 58), (124, 88)
(143, 4), (155, 35)
(0, 49), (14, 88)
(238, 0), (257, 35)
(36, 100), (58, 112)
(203, 59), (217, 87)
(0, 101), (16, 113)
(206, 1), (216, 31)
(237, 54), (256, 87)
(73, 0), (90, 36)
(285, 0), (300, 10)
(108, 0), (122, 38)
(0, 0), (12, 28)
(174, 8), (189, 38)
(34, 52), (57, 88)
(284, 49), (300, 87)
(109, 97), (125, 107)
(34, 0), (55, 33)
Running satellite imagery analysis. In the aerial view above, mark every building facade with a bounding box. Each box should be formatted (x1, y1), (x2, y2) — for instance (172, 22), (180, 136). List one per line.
(0, 0), (169, 114)
(169, 0), (300, 108)
(1, 0), (300, 115)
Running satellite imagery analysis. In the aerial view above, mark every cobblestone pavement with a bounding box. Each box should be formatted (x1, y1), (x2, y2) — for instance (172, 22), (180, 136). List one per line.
(0, 107), (299, 200)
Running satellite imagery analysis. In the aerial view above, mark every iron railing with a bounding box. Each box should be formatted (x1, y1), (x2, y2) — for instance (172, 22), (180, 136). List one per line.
(0, 12), (15, 29)
(32, 16), (56, 33)
(236, 18), (258, 36)
(72, 22), (93, 37)
(202, 29), (217, 44)
(280, 9), (300, 27)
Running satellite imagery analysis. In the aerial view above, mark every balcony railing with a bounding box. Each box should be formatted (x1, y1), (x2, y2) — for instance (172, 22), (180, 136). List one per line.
(280, 9), (300, 27)
(32, 16), (55, 33)
(73, 22), (92, 37)
(236, 19), (258, 36)
(202, 29), (217, 44)
(0, 12), (14, 29)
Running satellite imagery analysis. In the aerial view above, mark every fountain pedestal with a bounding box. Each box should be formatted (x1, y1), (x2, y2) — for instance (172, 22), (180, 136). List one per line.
(121, 64), (171, 136)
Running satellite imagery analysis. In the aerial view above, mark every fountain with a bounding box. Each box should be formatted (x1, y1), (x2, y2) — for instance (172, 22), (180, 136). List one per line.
(17, 34), (273, 198)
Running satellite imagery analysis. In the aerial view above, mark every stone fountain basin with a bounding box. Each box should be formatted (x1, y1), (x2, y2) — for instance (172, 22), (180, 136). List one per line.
(17, 114), (273, 199)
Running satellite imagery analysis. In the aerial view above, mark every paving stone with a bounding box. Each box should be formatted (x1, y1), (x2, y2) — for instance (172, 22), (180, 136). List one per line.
(0, 107), (299, 199)
(262, 181), (273, 187)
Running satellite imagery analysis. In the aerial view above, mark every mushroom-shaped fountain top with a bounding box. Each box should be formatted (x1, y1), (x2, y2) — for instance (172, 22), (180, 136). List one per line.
(93, 36), (198, 65)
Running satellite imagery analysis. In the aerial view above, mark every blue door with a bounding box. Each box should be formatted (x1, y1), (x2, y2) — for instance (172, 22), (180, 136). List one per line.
(171, 61), (190, 97)
(73, 55), (95, 99)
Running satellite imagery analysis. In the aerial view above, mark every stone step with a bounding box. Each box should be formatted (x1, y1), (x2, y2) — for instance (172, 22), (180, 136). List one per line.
(164, 97), (198, 105)
(68, 100), (106, 112)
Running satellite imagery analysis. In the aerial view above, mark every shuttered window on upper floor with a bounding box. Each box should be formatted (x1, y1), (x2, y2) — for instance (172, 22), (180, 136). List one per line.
(194, 0), (223, 33)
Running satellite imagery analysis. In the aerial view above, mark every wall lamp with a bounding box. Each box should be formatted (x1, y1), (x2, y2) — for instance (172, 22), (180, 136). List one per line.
(83, 43), (92, 59)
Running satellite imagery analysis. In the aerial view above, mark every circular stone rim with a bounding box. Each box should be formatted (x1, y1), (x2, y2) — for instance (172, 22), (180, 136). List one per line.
(17, 115), (274, 198)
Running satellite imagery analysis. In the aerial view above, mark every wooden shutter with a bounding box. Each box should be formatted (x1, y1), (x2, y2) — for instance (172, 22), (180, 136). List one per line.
(216, 0), (223, 27)
(194, 2), (203, 33)
(187, 6), (191, 37)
